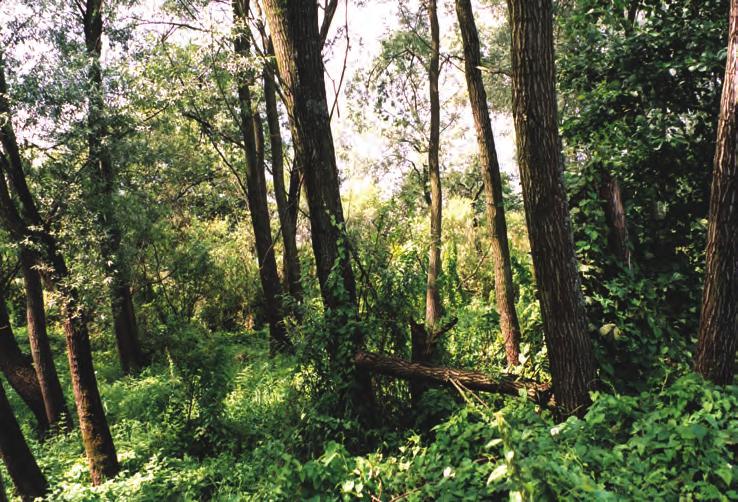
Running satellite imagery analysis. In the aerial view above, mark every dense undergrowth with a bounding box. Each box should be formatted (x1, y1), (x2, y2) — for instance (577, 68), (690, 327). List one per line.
(4, 324), (736, 501)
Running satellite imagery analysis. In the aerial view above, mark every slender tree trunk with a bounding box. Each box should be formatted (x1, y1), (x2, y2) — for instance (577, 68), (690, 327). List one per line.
(425, 0), (443, 332)
(507, 0), (597, 416)
(232, 0), (292, 354)
(263, 37), (303, 304)
(694, 0), (738, 385)
(0, 381), (48, 501)
(263, 0), (374, 412)
(0, 52), (119, 484)
(19, 250), (72, 431)
(412, 0), (444, 405)
(0, 293), (49, 435)
(83, 0), (144, 374)
(599, 170), (632, 269)
(456, 0), (522, 367)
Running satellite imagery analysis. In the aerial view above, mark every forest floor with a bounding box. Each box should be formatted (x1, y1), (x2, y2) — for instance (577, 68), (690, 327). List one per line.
(8, 327), (738, 501)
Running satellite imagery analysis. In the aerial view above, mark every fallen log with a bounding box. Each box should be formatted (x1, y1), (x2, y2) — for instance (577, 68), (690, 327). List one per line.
(355, 351), (553, 406)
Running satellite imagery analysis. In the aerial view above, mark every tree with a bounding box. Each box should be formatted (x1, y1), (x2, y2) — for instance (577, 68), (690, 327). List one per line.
(410, 0), (445, 404)
(18, 249), (72, 431)
(694, 0), (738, 385)
(82, 0), (145, 374)
(507, 0), (597, 415)
(0, 380), (48, 501)
(260, 30), (303, 305)
(231, 0), (292, 354)
(456, 0), (522, 367)
(425, 0), (442, 334)
(262, 0), (373, 411)
(0, 283), (49, 435)
(0, 51), (119, 484)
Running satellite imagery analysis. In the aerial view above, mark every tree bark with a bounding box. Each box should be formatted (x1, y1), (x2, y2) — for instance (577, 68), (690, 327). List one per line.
(19, 249), (72, 431)
(263, 36), (303, 304)
(0, 51), (119, 484)
(425, 0), (443, 333)
(0, 292), (49, 435)
(456, 0), (522, 367)
(83, 0), (144, 374)
(232, 0), (292, 355)
(599, 170), (632, 269)
(507, 0), (597, 416)
(263, 0), (374, 412)
(0, 381), (48, 501)
(694, 0), (738, 385)
(412, 0), (444, 405)
(355, 351), (552, 405)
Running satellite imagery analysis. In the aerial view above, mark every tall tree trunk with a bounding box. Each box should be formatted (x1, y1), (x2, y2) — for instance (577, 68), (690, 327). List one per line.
(0, 52), (119, 484)
(0, 292), (49, 435)
(0, 381), (48, 501)
(232, 0), (292, 354)
(694, 0), (738, 385)
(262, 0), (374, 412)
(507, 0), (597, 416)
(83, 0), (144, 374)
(456, 0), (522, 367)
(263, 37), (303, 304)
(20, 250), (72, 431)
(425, 0), (443, 332)
(412, 0), (444, 404)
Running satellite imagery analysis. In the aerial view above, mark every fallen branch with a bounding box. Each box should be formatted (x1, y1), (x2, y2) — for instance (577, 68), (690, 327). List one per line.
(355, 351), (553, 407)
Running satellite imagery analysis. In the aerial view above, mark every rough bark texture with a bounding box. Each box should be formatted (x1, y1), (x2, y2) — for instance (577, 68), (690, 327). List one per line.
(83, 0), (144, 374)
(456, 0), (522, 367)
(19, 250), (72, 431)
(355, 351), (552, 405)
(0, 381), (48, 501)
(425, 0), (443, 332)
(263, 0), (374, 411)
(507, 0), (597, 416)
(232, 0), (292, 354)
(0, 294), (49, 435)
(599, 171), (632, 269)
(60, 290), (119, 483)
(263, 37), (303, 304)
(694, 0), (738, 385)
(0, 51), (119, 483)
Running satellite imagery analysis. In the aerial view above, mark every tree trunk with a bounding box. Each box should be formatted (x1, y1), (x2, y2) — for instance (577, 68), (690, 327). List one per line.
(0, 381), (48, 501)
(60, 287), (119, 483)
(263, 37), (303, 304)
(507, 0), (597, 416)
(456, 0), (522, 367)
(232, 0), (292, 355)
(599, 170), (632, 269)
(0, 52), (119, 484)
(412, 0), (444, 405)
(83, 0), (144, 375)
(0, 292), (49, 435)
(20, 250), (72, 431)
(425, 0), (443, 333)
(355, 351), (552, 405)
(694, 0), (738, 385)
(263, 0), (374, 412)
